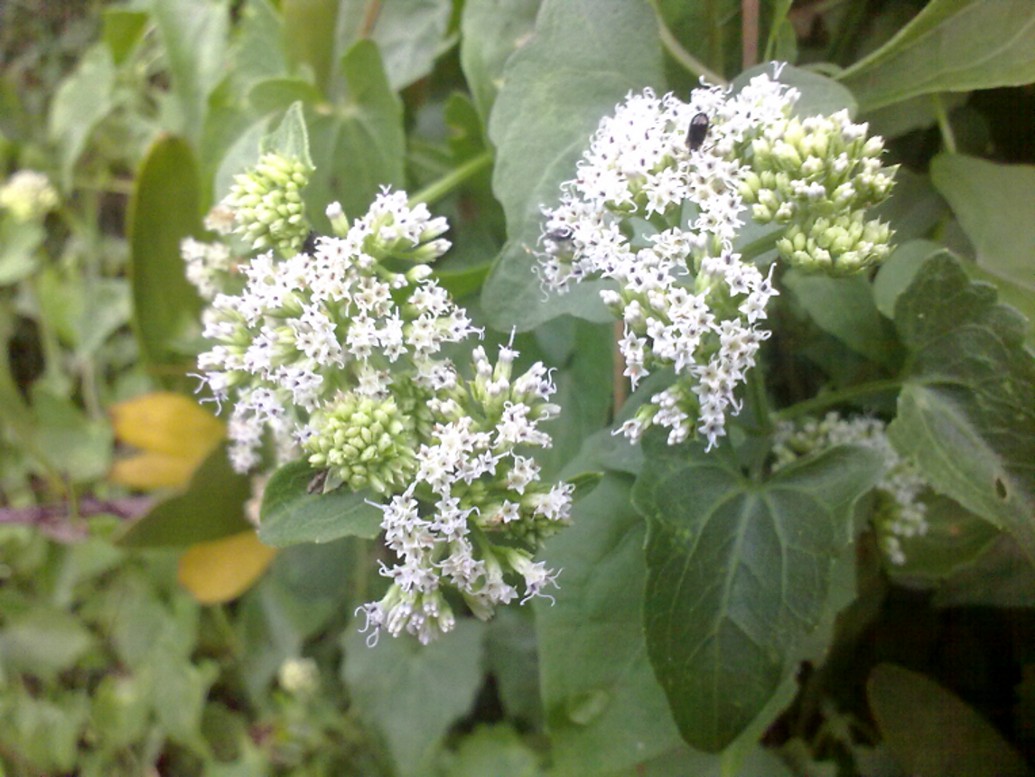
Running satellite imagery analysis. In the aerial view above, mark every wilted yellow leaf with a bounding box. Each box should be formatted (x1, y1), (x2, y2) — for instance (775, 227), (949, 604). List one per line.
(177, 530), (277, 604)
(110, 392), (224, 490)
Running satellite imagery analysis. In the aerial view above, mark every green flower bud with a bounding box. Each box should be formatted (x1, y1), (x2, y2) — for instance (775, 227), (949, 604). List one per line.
(304, 393), (418, 494)
(224, 152), (312, 256)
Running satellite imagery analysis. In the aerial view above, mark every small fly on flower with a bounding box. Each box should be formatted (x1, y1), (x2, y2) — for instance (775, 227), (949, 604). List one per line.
(301, 230), (319, 257)
(687, 112), (709, 152)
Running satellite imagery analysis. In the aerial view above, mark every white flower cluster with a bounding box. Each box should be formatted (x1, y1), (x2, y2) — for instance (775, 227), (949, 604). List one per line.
(0, 169), (59, 223)
(190, 180), (574, 644)
(538, 72), (797, 449)
(772, 412), (929, 565)
(195, 188), (477, 472)
(357, 344), (573, 645)
(180, 237), (235, 300)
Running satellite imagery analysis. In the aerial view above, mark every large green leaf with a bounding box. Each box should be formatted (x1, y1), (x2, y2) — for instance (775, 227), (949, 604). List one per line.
(930, 154), (1035, 293)
(152, 0), (230, 145)
(47, 44), (116, 189)
(536, 474), (697, 776)
(633, 435), (882, 752)
(127, 135), (204, 370)
(459, 0), (540, 124)
(117, 445), (252, 547)
(783, 270), (901, 369)
(258, 460), (382, 547)
(889, 254), (1035, 564)
(331, 0), (452, 92)
(306, 40), (405, 226)
(482, 0), (665, 331)
(342, 620), (485, 777)
(837, 0), (1035, 111)
(868, 664), (1029, 777)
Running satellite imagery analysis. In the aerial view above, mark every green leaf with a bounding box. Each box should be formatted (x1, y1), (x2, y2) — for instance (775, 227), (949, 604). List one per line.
(0, 218), (44, 285)
(932, 533), (1035, 609)
(30, 388), (113, 482)
(868, 664), (1029, 777)
(47, 44), (116, 188)
(459, 0), (540, 123)
(0, 607), (96, 676)
(484, 609), (542, 727)
(331, 0), (452, 91)
(734, 63), (857, 118)
(783, 270), (901, 368)
(890, 494), (1000, 584)
(889, 254), (1035, 565)
(258, 460), (383, 547)
(259, 101), (313, 169)
(872, 240), (944, 320)
(482, 0), (665, 331)
(306, 40), (405, 227)
(91, 673), (152, 751)
(0, 688), (88, 772)
(127, 135), (204, 370)
(536, 318), (614, 477)
(36, 269), (130, 357)
(930, 154), (1035, 293)
(281, 0), (338, 95)
(117, 444), (252, 548)
(443, 725), (544, 777)
(152, 0), (230, 145)
(837, 0), (1035, 111)
(536, 474), (695, 776)
(227, 0), (288, 93)
(102, 9), (149, 65)
(342, 619), (485, 777)
(633, 436), (882, 752)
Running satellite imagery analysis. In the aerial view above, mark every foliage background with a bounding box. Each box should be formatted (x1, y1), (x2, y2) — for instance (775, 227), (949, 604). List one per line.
(0, 0), (1033, 775)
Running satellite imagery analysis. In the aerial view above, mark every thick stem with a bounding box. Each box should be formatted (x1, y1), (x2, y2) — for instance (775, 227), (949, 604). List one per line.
(408, 150), (494, 209)
(772, 378), (902, 423)
(646, 0), (727, 86)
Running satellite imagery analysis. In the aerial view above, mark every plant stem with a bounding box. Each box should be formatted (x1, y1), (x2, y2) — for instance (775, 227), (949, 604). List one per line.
(739, 229), (781, 262)
(932, 93), (958, 154)
(773, 377), (902, 423)
(746, 365), (771, 434)
(408, 150), (493, 208)
(646, 0), (727, 86)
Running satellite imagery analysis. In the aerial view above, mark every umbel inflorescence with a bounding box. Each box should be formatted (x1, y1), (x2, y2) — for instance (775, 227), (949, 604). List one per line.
(186, 166), (572, 644)
(536, 66), (896, 451)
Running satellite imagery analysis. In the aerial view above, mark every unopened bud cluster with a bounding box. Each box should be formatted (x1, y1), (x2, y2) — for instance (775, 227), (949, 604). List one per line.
(304, 393), (416, 495)
(772, 412), (928, 565)
(537, 65), (896, 450)
(739, 110), (896, 274)
(188, 167), (573, 644)
(223, 152), (312, 256)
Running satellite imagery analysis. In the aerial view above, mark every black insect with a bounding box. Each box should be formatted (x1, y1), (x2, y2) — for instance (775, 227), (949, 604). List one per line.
(301, 230), (319, 256)
(687, 112), (709, 152)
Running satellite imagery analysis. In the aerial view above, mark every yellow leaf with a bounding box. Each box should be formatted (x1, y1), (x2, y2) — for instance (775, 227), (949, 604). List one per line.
(110, 392), (224, 490)
(109, 450), (200, 490)
(177, 530), (277, 604)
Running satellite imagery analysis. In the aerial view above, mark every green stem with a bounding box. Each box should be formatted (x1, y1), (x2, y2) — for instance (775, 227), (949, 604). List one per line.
(739, 228), (781, 263)
(746, 365), (772, 434)
(932, 93), (958, 154)
(408, 150), (493, 209)
(646, 0), (727, 86)
(772, 378), (903, 423)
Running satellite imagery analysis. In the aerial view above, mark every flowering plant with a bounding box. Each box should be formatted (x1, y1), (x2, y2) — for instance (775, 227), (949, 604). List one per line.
(7, 0), (1030, 773)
